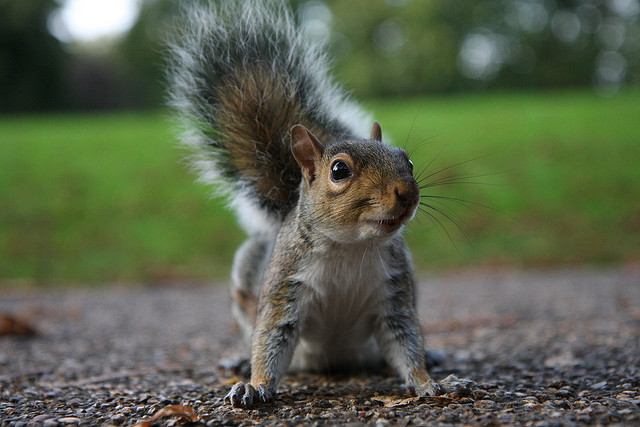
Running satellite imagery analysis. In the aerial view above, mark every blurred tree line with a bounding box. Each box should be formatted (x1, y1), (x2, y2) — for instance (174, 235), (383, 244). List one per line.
(0, 0), (68, 111)
(1, 0), (638, 112)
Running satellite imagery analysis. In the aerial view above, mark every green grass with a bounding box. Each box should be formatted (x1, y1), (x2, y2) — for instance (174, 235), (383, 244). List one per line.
(1, 89), (639, 286)
(0, 112), (241, 285)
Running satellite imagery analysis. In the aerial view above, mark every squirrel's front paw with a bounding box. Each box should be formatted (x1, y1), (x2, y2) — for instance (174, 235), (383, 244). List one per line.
(223, 381), (274, 408)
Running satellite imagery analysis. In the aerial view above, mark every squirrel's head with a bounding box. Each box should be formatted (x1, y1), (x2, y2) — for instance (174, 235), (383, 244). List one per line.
(291, 123), (419, 243)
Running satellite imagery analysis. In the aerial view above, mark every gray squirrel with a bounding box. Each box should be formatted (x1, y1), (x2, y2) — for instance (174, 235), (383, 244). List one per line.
(167, 0), (472, 408)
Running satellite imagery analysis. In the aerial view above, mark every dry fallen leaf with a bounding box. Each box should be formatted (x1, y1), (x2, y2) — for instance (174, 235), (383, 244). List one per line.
(0, 314), (37, 337)
(378, 394), (455, 408)
(381, 396), (422, 407)
(133, 405), (200, 427)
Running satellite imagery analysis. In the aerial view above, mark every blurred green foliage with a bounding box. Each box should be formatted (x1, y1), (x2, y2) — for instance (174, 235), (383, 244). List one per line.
(325, 0), (640, 95)
(0, 0), (69, 111)
(131, 0), (640, 98)
(2, 0), (639, 111)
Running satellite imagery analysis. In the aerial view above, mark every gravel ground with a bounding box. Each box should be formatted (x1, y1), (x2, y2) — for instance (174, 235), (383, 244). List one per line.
(1, 267), (639, 425)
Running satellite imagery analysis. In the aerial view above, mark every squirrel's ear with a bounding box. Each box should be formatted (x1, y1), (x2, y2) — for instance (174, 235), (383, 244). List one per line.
(291, 124), (323, 186)
(370, 121), (382, 141)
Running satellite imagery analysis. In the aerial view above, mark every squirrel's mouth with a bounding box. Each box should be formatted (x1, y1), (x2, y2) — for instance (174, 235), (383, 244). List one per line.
(367, 210), (412, 233)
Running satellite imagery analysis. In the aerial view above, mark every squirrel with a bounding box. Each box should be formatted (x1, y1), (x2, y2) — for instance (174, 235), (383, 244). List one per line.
(168, 0), (472, 408)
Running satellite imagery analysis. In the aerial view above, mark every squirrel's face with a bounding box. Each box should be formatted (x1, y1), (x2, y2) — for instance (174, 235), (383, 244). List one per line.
(291, 124), (419, 244)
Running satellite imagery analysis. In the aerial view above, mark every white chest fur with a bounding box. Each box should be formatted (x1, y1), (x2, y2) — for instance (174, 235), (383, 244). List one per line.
(290, 242), (396, 371)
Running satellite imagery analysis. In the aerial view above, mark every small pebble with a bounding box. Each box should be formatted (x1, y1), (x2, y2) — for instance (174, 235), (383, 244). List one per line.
(57, 417), (82, 424)
(473, 400), (496, 409)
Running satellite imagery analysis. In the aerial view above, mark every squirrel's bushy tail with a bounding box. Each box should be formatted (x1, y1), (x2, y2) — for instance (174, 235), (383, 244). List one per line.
(167, 0), (370, 234)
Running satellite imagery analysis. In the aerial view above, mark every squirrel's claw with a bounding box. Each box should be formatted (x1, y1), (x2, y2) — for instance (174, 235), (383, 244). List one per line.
(223, 381), (246, 407)
(257, 382), (275, 403)
(242, 383), (258, 407)
(223, 381), (274, 408)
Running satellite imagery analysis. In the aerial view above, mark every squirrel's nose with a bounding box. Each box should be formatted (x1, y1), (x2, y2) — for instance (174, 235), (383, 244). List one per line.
(394, 181), (420, 208)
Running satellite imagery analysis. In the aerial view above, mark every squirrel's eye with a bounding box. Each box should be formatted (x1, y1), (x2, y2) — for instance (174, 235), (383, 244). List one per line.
(330, 160), (352, 182)
(408, 159), (414, 173)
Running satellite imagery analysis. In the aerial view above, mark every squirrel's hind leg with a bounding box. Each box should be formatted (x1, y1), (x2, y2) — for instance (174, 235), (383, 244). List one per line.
(230, 235), (273, 345)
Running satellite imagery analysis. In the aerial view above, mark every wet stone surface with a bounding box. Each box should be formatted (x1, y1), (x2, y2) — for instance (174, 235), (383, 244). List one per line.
(1, 268), (639, 425)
